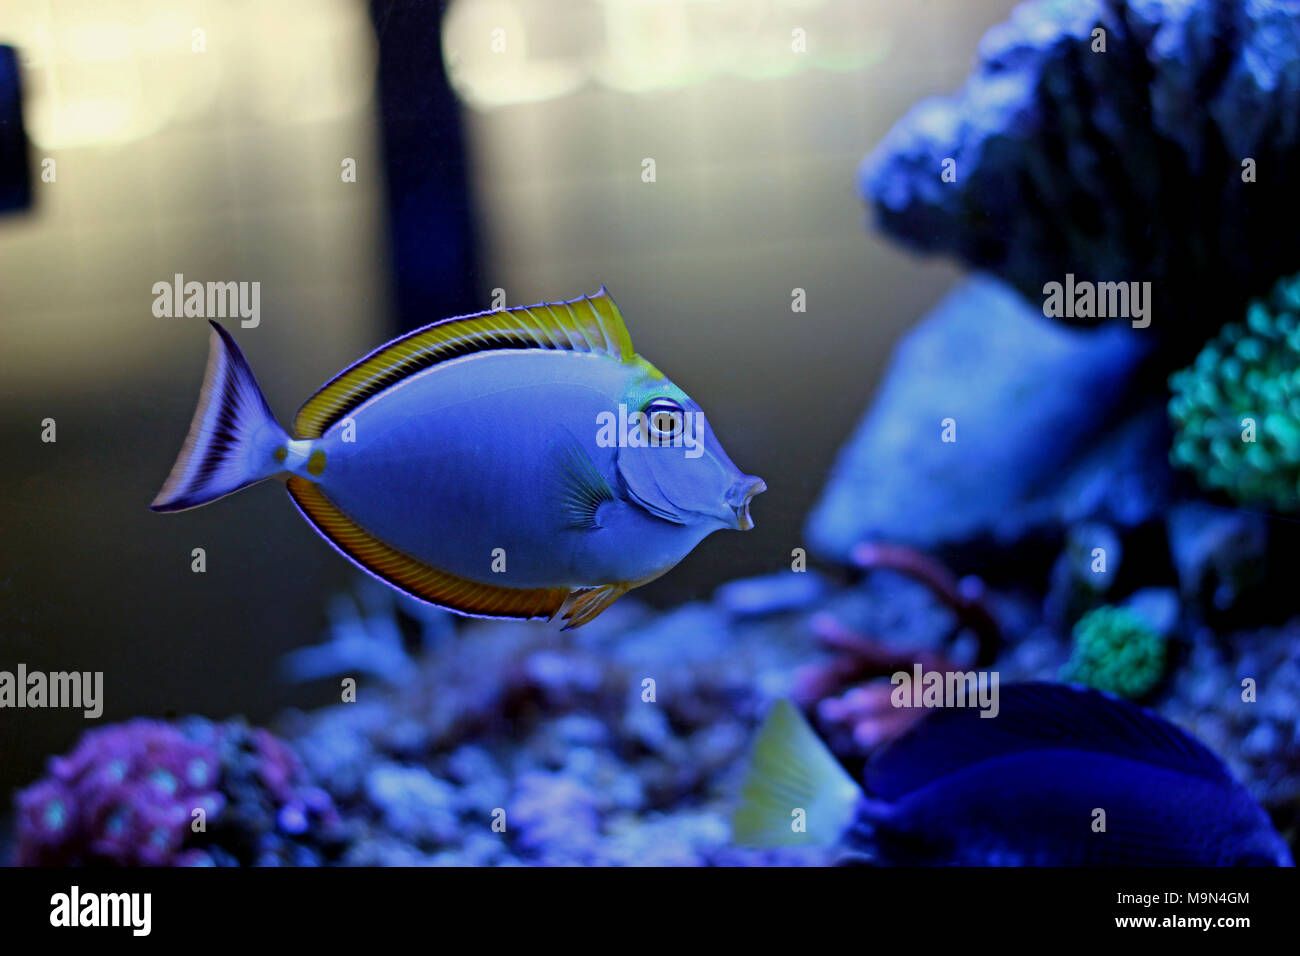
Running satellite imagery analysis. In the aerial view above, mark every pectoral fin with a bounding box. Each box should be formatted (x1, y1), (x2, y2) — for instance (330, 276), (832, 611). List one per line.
(548, 432), (616, 530)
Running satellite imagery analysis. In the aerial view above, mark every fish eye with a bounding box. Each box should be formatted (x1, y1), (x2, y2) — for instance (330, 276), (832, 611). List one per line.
(643, 398), (684, 441)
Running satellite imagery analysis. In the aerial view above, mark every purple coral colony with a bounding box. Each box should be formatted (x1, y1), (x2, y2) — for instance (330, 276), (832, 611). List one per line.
(9, 0), (1300, 867)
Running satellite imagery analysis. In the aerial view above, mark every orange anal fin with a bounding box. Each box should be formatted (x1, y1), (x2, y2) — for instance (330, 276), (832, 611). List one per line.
(286, 476), (569, 621)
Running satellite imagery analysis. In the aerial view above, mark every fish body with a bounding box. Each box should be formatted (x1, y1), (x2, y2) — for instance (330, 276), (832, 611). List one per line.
(734, 683), (1293, 866)
(857, 750), (1275, 867)
(151, 288), (765, 628)
(316, 350), (719, 587)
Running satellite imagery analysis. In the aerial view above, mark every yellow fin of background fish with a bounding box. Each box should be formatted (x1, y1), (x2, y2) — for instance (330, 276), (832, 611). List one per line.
(732, 699), (862, 847)
(287, 476), (570, 621)
(293, 286), (636, 439)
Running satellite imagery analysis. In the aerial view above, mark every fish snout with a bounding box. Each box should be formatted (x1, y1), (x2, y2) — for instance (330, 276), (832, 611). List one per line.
(725, 475), (766, 530)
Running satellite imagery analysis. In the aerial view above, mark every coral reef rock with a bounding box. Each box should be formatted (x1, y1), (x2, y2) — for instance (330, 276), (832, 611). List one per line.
(806, 276), (1169, 562)
(14, 718), (345, 866)
(862, 0), (1300, 348)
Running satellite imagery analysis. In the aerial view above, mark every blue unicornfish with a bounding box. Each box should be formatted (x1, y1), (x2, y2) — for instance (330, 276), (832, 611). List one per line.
(733, 682), (1293, 866)
(151, 287), (765, 628)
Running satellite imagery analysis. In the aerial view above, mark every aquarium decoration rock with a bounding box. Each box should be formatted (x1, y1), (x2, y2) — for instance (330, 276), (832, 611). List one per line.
(12, 556), (1296, 865)
(1165, 500), (1270, 616)
(713, 570), (830, 619)
(281, 577), (457, 687)
(1164, 621), (1300, 821)
(1121, 588), (1181, 639)
(274, 601), (834, 867)
(282, 591), (418, 686)
(1043, 522), (1121, 629)
(806, 276), (1168, 562)
(862, 0), (1300, 344)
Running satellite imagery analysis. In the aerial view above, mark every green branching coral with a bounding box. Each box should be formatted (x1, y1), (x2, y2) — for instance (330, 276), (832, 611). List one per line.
(1061, 606), (1166, 700)
(1169, 273), (1300, 511)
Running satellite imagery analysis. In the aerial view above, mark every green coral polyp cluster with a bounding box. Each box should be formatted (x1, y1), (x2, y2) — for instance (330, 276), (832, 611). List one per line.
(1169, 272), (1300, 510)
(1061, 606), (1165, 699)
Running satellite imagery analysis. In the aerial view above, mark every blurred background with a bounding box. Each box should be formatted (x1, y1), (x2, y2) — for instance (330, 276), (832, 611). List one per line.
(0, 0), (1018, 800)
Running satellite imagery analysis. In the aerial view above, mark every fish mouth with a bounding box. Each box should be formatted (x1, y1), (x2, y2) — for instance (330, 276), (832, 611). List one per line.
(725, 476), (766, 530)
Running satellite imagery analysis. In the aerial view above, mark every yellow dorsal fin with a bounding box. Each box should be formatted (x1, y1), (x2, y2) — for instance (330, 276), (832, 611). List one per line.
(293, 286), (634, 439)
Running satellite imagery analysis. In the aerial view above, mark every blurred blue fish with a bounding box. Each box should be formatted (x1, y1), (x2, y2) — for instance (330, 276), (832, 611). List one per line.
(733, 682), (1293, 866)
(151, 288), (764, 629)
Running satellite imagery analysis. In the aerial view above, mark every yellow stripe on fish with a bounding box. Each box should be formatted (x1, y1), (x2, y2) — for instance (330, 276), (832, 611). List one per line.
(293, 287), (635, 440)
